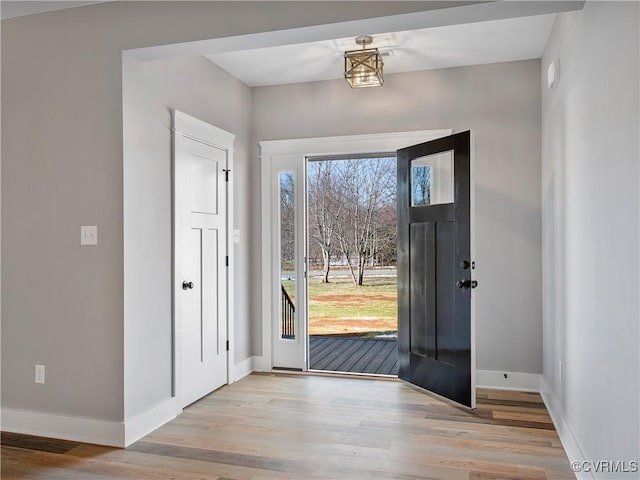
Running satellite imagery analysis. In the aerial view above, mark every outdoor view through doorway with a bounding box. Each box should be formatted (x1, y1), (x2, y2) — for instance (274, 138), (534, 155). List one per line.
(287, 155), (399, 375)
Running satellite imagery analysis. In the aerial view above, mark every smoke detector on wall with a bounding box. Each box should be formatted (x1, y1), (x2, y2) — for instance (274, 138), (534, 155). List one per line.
(547, 59), (560, 88)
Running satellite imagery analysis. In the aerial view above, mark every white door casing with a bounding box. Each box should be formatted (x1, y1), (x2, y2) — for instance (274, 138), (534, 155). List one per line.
(259, 130), (454, 372)
(173, 110), (234, 407)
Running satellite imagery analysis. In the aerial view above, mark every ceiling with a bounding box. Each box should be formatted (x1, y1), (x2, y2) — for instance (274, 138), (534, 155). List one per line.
(207, 13), (556, 87)
(2, 2), (558, 86)
(1, 1), (110, 20)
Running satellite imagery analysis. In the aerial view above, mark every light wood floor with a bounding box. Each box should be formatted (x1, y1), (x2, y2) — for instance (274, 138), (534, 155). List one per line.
(1, 373), (574, 479)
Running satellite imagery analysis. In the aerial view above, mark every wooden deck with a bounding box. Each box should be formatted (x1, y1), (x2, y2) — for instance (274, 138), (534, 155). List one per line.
(309, 336), (398, 375)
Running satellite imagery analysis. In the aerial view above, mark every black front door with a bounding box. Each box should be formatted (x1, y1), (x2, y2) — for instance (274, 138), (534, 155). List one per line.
(397, 131), (475, 408)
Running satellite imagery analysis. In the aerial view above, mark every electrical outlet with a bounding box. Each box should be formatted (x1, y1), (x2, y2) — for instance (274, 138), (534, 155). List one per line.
(558, 361), (563, 382)
(35, 364), (45, 384)
(233, 229), (240, 244)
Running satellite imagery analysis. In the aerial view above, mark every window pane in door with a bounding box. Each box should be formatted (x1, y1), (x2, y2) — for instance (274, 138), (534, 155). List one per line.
(279, 171), (296, 340)
(411, 150), (454, 206)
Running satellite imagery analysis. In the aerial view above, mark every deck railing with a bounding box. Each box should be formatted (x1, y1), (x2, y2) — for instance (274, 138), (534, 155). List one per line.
(281, 284), (295, 339)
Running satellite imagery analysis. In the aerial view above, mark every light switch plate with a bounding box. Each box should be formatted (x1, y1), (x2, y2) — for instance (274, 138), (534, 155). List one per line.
(35, 364), (45, 384)
(233, 229), (240, 244)
(81, 226), (98, 246)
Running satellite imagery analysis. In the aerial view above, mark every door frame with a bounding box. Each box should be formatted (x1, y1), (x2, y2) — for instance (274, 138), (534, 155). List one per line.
(258, 129), (452, 372)
(266, 154), (308, 370)
(172, 110), (235, 407)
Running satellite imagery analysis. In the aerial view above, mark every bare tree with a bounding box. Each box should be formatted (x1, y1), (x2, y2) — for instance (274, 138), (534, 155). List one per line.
(307, 157), (397, 286)
(279, 172), (295, 272)
(371, 204), (397, 267)
(334, 157), (396, 286)
(412, 165), (431, 205)
(307, 161), (343, 283)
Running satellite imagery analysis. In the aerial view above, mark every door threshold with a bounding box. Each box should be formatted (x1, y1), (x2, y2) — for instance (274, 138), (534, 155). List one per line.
(271, 369), (398, 382)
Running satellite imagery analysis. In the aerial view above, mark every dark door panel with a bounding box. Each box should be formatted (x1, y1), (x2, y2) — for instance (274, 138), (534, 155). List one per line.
(397, 130), (474, 408)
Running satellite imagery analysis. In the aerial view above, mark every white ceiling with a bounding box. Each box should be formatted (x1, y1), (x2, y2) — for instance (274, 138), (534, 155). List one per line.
(207, 14), (556, 87)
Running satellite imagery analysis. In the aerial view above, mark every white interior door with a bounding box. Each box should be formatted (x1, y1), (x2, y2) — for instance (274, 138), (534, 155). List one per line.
(174, 111), (233, 407)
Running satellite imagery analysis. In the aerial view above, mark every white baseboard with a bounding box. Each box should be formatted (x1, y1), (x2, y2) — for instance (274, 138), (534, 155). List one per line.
(2, 397), (181, 448)
(1, 407), (124, 447)
(123, 397), (179, 447)
(232, 356), (257, 382)
(540, 378), (588, 480)
(476, 369), (542, 392)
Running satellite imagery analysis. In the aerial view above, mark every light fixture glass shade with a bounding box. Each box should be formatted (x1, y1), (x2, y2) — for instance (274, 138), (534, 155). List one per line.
(344, 48), (384, 88)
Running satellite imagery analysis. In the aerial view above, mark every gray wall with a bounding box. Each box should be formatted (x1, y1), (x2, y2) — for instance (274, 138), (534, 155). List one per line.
(1, 1), (442, 422)
(251, 60), (543, 373)
(122, 54), (251, 419)
(541, 2), (640, 471)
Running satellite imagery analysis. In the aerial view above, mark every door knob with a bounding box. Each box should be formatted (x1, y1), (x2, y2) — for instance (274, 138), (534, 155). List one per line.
(182, 281), (194, 290)
(456, 279), (471, 289)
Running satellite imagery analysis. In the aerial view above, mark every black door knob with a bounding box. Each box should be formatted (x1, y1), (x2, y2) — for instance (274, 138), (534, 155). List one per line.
(182, 281), (194, 290)
(460, 260), (470, 270)
(456, 279), (471, 289)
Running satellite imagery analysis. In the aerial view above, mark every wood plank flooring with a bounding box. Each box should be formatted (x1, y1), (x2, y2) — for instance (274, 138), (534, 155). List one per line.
(309, 336), (398, 375)
(1, 373), (575, 480)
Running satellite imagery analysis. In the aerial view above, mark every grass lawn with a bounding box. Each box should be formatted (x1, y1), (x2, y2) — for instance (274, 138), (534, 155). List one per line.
(283, 275), (398, 336)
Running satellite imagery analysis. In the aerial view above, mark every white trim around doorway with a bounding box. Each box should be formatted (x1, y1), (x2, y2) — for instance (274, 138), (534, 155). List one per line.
(255, 129), (452, 372)
(172, 110), (235, 407)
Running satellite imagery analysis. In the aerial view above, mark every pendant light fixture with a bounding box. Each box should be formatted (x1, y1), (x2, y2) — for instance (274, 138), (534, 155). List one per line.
(344, 36), (384, 88)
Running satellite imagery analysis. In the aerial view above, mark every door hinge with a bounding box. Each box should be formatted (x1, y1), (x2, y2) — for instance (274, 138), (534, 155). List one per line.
(225, 255), (229, 267)
(226, 340), (229, 351)
(223, 169), (230, 182)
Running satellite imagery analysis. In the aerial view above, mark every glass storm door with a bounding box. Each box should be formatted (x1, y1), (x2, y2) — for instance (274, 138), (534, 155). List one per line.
(269, 156), (307, 370)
